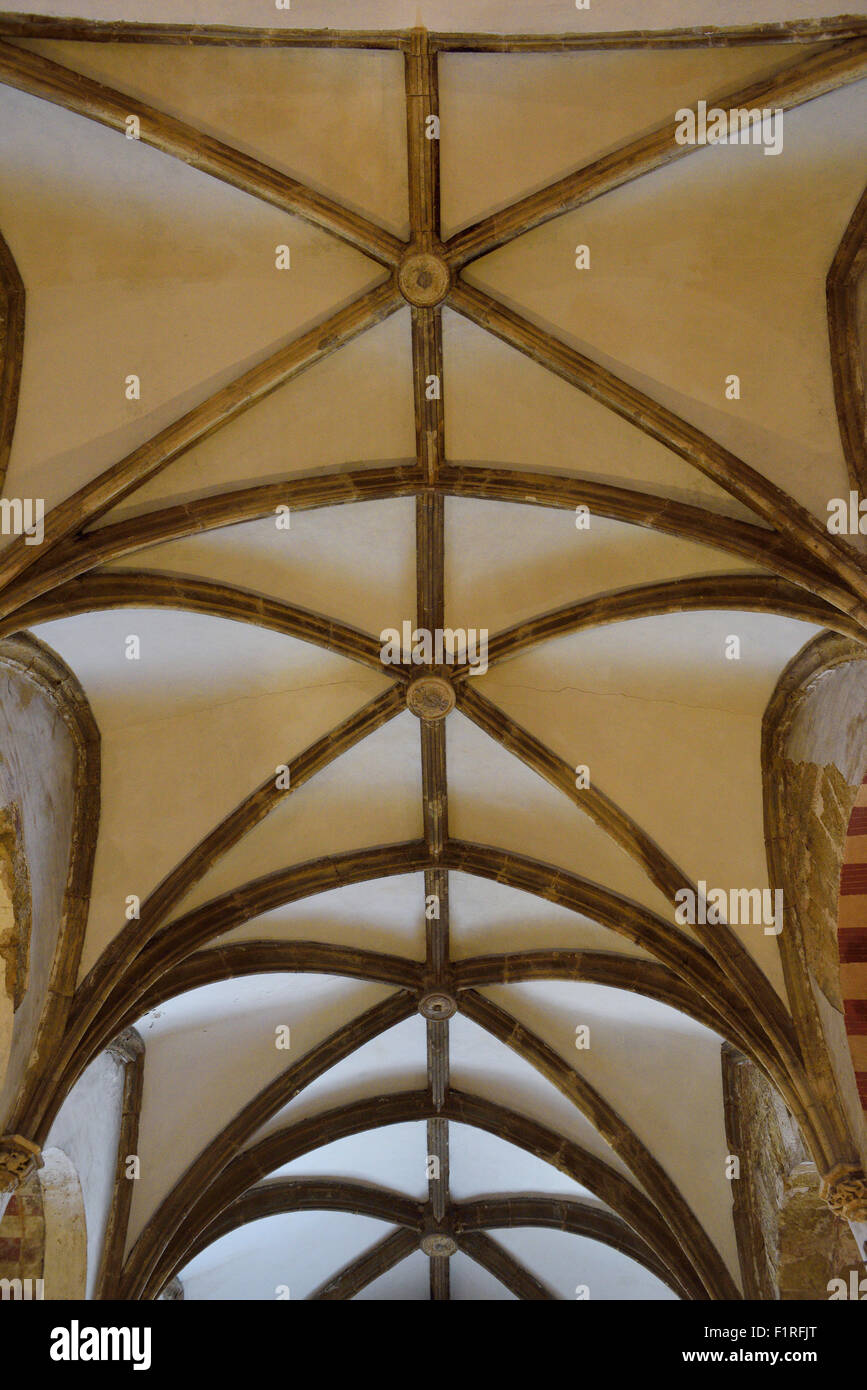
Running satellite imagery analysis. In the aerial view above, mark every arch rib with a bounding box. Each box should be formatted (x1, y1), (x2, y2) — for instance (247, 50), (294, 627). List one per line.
(454, 684), (800, 1073)
(0, 282), (402, 607)
(142, 1089), (712, 1300)
(180, 1180), (686, 1299)
(124, 941), (423, 1023)
(122, 941), (726, 1042)
(828, 182), (867, 494)
(449, 281), (867, 625)
(0, 569), (400, 678)
(120, 990), (418, 1299)
(12, 687), (408, 1139)
(0, 227), (24, 494)
(462, 575), (864, 670)
(6, 467), (847, 615)
(460, 989), (735, 1301)
(455, 1195), (683, 1296)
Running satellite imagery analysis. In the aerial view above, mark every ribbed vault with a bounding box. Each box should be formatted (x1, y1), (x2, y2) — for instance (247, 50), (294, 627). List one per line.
(1, 7), (867, 1300)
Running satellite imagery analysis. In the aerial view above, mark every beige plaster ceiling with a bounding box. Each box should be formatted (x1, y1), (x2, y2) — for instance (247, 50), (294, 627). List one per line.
(2, 1), (866, 1301)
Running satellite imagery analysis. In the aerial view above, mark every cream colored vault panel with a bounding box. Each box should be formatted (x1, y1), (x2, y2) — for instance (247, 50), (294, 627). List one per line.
(1, 7), (863, 1306)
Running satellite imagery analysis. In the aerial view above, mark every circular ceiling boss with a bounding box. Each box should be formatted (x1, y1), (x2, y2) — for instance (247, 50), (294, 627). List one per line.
(398, 251), (450, 307)
(418, 990), (458, 1020)
(420, 1232), (458, 1257)
(406, 674), (456, 722)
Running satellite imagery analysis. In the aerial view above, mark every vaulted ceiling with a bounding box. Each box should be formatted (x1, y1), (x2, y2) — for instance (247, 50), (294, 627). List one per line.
(1, 1), (867, 1300)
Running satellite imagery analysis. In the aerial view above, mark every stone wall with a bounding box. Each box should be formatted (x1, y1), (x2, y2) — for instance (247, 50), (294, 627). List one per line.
(0, 649), (79, 1123)
(46, 1050), (127, 1300)
(40, 1147), (87, 1300)
(763, 636), (867, 1167)
(778, 1163), (862, 1300)
(723, 1044), (862, 1298)
(0, 1165), (43, 1287)
(776, 757), (854, 1014)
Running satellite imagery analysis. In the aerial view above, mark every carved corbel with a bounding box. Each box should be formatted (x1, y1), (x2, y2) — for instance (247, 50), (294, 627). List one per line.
(820, 1164), (867, 1222)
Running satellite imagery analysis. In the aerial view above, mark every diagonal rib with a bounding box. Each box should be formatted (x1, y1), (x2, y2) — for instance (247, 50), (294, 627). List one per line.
(0, 281), (402, 604)
(0, 40), (405, 266)
(449, 281), (867, 620)
(446, 38), (867, 268)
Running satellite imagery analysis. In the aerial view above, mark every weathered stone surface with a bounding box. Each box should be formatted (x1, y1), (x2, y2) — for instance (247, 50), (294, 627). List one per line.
(0, 642), (86, 1125)
(0, 803), (29, 1012)
(0, 1133), (41, 1192)
(821, 1164), (867, 1222)
(764, 640), (867, 1166)
(723, 1044), (807, 1299)
(0, 1165), (43, 1285)
(39, 1147), (87, 1300)
(723, 1046), (863, 1298)
(778, 1164), (862, 1300)
(779, 756), (855, 1012)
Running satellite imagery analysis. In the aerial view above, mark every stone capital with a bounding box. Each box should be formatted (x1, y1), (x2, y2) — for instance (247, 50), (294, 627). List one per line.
(107, 1026), (145, 1066)
(820, 1164), (867, 1223)
(0, 1133), (43, 1193)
